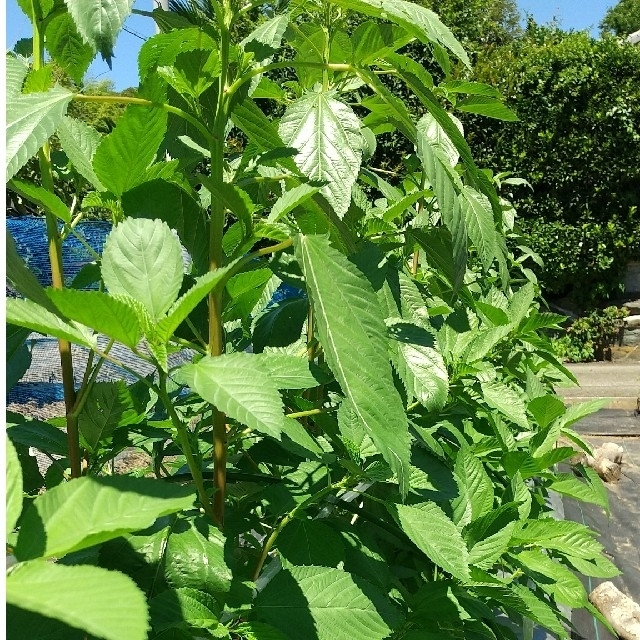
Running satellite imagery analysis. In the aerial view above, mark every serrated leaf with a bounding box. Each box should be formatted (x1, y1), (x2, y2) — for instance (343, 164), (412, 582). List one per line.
(101, 218), (184, 321)
(551, 468), (609, 512)
(92, 101), (167, 196)
(149, 587), (220, 632)
(456, 96), (518, 121)
(45, 11), (95, 84)
(269, 184), (321, 222)
(332, 0), (468, 67)
(559, 399), (612, 429)
(480, 380), (529, 429)
(351, 22), (412, 65)
(510, 584), (567, 638)
(460, 186), (499, 271)
(7, 54), (28, 98)
(295, 235), (411, 494)
(241, 13), (289, 61)
(468, 521), (515, 569)
(15, 476), (194, 560)
(7, 412), (69, 457)
(7, 437), (23, 533)
(6, 561), (148, 640)
(277, 519), (345, 567)
(156, 263), (235, 343)
(57, 116), (104, 190)
(64, 0), (134, 66)
(452, 447), (494, 527)
(46, 288), (142, 347)
(255, 566), (402, 640)
(6, 297), (96, 348)
(280, 89), (363, 217)
(233, 622), (288, 640)
(6, 85), (73, 181)
(255, 353), (321, 389)
(78, 381), (148, 451)
(390, 502), (470, 582)
(528, 396), (565, 430)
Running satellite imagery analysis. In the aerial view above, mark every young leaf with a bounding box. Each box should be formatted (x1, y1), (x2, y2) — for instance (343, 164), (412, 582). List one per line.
(295, 234), (411, 494)
(6, 561), (149, 640)
(389, 502), (471, 582)
(64, 0), (134, 67)
(280, 89), (364, 217)
(92, 102), (167, 196)
(332, 0), (469, 67)
(6, 298), (96, 349)
(56, 116), (104, 190)
(15, 476), (194, 560)
(44, 11), (95, 84)
(6, 85), (73, 181)
(6, 437), (23, 533)
(101, 218), (184, 321)
(255, 566), (402, 640)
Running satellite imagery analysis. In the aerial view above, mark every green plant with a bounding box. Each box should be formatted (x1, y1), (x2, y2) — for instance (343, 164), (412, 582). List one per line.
(6, 1), (620, 639)
(553, 306), (629, 362)
(600, 0), (640, 36)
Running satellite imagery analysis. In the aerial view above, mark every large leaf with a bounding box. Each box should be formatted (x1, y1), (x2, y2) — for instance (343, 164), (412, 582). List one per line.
(6, 297), (96, 349)
(6, 437), (23, 533)
(452, 447), (494, 527)
(64, 0), (134, 66)
(6, 85), (73, 180)
(78, 381), (148, 451)
(57, 116), (104, 190)
(46, 288), (142, 348)
(9, 178), (71, 222)
(44, 11), (95, 84)
(389, 502), (470, 582)
(101, 218), (184, 321)
(279, 89), (364, 217)
(331, 0), (469, 67)
(277, 519), (345, 567)
(255, 566), (402, 640)
(6, 560), (148, 640)
(459, 186), (499, 271)
(295, 235), (411, 494)
(15, 476), (194, 560)
(480, 380), (529, 429)
(92, 101), (167, 195)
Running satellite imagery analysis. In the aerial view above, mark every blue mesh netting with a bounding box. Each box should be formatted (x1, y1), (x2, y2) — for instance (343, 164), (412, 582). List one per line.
(7, 216), (303, 406)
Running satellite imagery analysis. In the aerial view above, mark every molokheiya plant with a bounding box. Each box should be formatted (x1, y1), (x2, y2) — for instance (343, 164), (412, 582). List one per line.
(5, 1), (620, 639)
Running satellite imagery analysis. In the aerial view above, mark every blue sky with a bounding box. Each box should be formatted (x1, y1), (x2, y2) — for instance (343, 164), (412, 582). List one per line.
(6, 0), (617, 91)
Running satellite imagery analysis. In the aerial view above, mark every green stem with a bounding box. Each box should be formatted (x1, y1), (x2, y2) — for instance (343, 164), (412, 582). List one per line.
(32, 2), (82, 478)
(252, 478), (351, 581)
(71, 94), (215, 146)
(286, 408), (326, 419)
(158, 379), (217, 523)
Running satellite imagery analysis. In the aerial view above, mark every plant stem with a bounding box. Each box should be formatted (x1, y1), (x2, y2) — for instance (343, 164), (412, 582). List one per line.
(251, 478), (351, 581)
(32, 2), (82, 478)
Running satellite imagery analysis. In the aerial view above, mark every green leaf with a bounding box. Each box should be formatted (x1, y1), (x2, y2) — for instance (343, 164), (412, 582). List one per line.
(468, 522), (515, 569)
(15, 475), (194, 560)
(44, 11), (95, 84)
(331, 0), (469, 67)
(6, 325), (32, 391)
(158, 48), (220, 100)
(387, 320), (449, 411)
(550, 468), (609, 512)
(277, 519), (345, 567)
(7, 54), (28, 98)
(101, 218), (184, 321)
(223, 268), (274, 323)
(480, 380), (529, 429)
(389, 502), (470, 582)
(78, 381), (148, 451)
(514, 550), (587, 607)
(255, 353), (321, 390)
(7, 412), (68, 457)
(6, 437), (23, 533)
(156, 263), (236, 343)
(9, 179), (70, 222)
(439, 80), (501, 98)
(46, 288), (142, 348)
(528, 396), (565, 430)
(351, 22), (412, 65)
(163, 516), (232, 597)
(6, 560), (149, 640)
(253, 297), (308, 353)
(510, 584), (567, 638)
(255, 566), (402, 640)
(241, 13), (289, 61)
(279, 89), (364, 217)
(149, 587), (220, 632)
(92, 101), (167, 196)
(452, 447), (494, 526)
(234, 622), (288, 640)
(6, 85), (73, 181)
(295, 234), (411, 494)
(460, 186), (499, 271)
(6, 298), (96, 348)
(269, 184), (321, 222)
(559, 398), (612, 429)
(177, 354), (289, 441)
(57, 116), (104, 190)
(64, 0), (134, 66)
(455, 96), (518, 122)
